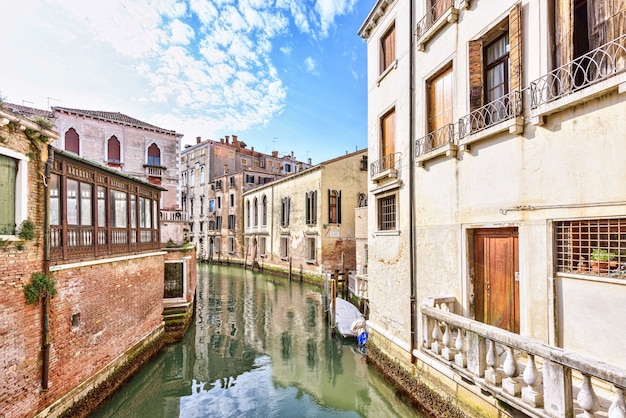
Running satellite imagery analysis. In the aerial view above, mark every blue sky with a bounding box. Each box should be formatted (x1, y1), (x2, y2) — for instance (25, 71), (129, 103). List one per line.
(0, 0), (371, 165)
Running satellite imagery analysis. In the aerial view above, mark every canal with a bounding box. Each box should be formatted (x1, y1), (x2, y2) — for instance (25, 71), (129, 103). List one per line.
(92, 264), (424, 418)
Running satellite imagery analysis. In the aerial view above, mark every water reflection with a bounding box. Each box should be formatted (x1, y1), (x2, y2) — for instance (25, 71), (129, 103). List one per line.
(92, 264), (421, 418)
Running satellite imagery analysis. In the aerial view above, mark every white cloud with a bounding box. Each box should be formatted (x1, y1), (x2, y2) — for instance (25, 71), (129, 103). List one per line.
(1, 0), (360, 146)
(304, 57), (317, 74)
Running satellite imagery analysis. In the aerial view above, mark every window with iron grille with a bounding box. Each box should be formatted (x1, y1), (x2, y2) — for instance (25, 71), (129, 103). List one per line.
(378, 195), (396, 231)
(554, 218), (626, 278)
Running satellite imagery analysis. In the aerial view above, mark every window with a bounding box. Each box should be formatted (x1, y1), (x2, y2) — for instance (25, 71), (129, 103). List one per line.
(378, 194), (396, 231)
(107, 136), (121, 163)
(280, 197), (291, 227)
(209, 219), (215, 230)
(0, 151), (28, 235)
(209, 199), (215, 213)
(284, 164), (292, 173)
(200, 197), (204, 215)
(190, 198), (194, 216)
(428, 65), (454, 134)
(268, 160), (273, 167)
(280, 235), (289, 259)
(305, 236), (316, 263)
(230, 193), (234, 207)
(253, 198), (258, 226)
(261, 195), (268, 226)
(305, 191), (317, 225)
(199, 221), (204, 232)
(246, 200), (250, 227)
(182, 172), (187, 187)
(228, 236), (235, 253)
(217, 196), (221, 209)
(381, 109), (396, 169)
(215, 215), (222, 230)
(216, 180), (222, 190)
(110, 190), (128, 228)
(259, 236), (266, 256)
(200, 167), (205, 184)
(228, 214), (236, 230)
(328, 190), (341, 224)
(190, 169), (195, 187)
(229, 151), (234, 158)
(147, 143), (160, 166)
(65, 128), (80, 154)
(246, 175), (255, 183)
(380, 23), (396, 73)
(242, 158), (247, 165)
(555, 218), (626, 278)
(229, 176), (235, 187)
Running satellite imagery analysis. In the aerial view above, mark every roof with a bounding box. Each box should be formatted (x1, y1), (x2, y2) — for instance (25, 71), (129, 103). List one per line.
(358, 0), (396, 39)
(53, 106), (183, 137)
(2, 102), (54, 119)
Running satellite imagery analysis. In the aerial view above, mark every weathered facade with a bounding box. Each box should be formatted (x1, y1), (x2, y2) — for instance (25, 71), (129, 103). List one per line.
(360, 0), (626, 417)
(2, 103), (186, 244)
(181, 134), (311, 259)
(0, 106), (182, 417)
(243, 150), (368, 276)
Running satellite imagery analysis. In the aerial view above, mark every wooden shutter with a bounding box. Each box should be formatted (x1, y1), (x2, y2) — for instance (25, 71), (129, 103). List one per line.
(337, 191), (342, 224)
(381, 110), (395, 158)
(313, 191), (317, 224)
(587, 0), (626, 49)
(305, 192), (310, 224)
(468, 39), (483, 112)
(0, 155), (16, 234)
(65, 128), (80, 154)
(509, 3), (523, 92)
(555, 0), (573, 68)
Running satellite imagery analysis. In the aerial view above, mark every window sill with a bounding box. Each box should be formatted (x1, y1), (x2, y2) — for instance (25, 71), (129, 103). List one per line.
(377, 59), (398, 86)
(305, 259), (317, 265)
(416, 143), (457, 167)
(458, 117), (524, 152)
(556, 272), (626, 286)
(530, 73), (626, 125)
(371, 179), (402, 195)
(280, 256), (289, 261)
(373, 230), (400, 237)
(416, 7), (458, 52)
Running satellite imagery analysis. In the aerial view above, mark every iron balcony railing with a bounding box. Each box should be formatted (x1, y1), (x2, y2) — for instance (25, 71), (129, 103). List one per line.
(458, 90), (523, 139)
(416, 123), (456, 157)
(415, 0), (454, 40)
(530, 34), (626, 109)
(370, 152), (401, 178)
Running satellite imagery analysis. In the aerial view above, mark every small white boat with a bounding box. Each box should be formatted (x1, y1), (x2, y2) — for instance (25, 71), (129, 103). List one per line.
(335, 297), (367, 339)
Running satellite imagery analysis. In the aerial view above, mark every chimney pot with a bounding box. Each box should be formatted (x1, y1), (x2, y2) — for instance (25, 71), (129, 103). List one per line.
(225, 135), (230, 144)
(196, 136), (201, 144)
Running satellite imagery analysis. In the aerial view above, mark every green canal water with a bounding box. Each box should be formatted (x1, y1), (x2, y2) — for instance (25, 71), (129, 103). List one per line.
(92, 264), (424, 418)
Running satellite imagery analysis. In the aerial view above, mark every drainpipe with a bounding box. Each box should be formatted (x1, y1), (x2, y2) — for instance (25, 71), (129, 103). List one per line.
(409, 0), (417, 362)
(42, 145), (54, 390)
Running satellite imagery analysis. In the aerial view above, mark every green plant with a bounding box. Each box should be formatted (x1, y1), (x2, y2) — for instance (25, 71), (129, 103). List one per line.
(34, 116), (53, 131)
(0, 238), (9, 250)
(23, 272), (57, 305)
(590, 248), (617, 262)
(16, 242), (25, 251)
(18, 219), (36, 241)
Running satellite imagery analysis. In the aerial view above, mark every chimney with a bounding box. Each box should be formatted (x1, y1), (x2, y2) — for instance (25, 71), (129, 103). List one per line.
(251, 146), (254, 155)
(308, 158), (312, 165)
(196, 136), (201, 144)
(272, 151), (278, 157)
(291, 151), (294, 158)
(220, 138), (224, 143)
(224, 164), (228, 174)
(232, 135), (238, 142)
(225, 135), (230, 144)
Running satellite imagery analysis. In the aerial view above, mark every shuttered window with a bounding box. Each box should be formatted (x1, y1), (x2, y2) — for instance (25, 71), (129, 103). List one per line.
(381, 109), (396, 158)
(107, 136), (120, 163)
(65, 128), (80, 154)
(380, 23), (396, 73)
(306, 191), (317, 225)
(428, 65), (454, 133)
(328, 190), (341, 224)
(0, 155), (17, 235)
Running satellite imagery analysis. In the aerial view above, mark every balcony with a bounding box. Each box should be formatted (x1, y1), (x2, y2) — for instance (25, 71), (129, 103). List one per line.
(370, 152), (401, 182)
(415, 0), (458, 51)
(415, 123), (458, 166)
(420, 297), (626, 418)
(145, 165), (163, 177)
(457, 90), (524, 151)
(530, 34), (626, 122)
(160, 210), (189, 222)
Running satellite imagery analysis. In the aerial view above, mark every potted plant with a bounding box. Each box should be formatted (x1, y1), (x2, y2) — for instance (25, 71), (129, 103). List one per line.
(589, 248), (618, 273)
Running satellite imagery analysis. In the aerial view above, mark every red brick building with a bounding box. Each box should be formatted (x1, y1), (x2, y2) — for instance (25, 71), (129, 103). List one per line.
(0, 106), (187, 417)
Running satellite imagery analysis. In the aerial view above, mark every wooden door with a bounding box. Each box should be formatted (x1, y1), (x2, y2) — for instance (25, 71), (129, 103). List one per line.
(474, 228), (519, 333)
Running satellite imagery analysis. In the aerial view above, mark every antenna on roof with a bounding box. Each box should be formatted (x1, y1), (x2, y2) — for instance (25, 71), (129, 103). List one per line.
(22, 100), (33, 106)
(47, 97), (61, 110)
(272, 137), (278, 150)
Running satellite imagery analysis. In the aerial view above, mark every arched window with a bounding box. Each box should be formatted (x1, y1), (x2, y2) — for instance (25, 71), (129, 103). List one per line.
(261, 195), (267, 226)
(65, 128), (80, 154)
(246, 200), (251, 228)
(147, 143), (160, 166)
(253, 197), (258, 226)
(107, 135), (121, 163)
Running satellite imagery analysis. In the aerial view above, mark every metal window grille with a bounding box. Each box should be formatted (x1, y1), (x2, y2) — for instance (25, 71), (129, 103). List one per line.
(554, 218), (626, 278)
(378, 195), (396, 231)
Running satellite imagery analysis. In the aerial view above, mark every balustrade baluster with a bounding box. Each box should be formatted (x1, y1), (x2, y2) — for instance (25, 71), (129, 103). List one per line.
(454, 328), (467, 368)
(431, 319), (442, 355)
(608, 386), (626, 418)
(485, 339), (502, 385)
(522, 354), (543, 407)
(503, 346), (522, 396)
(577, 374), (599, 418)
(441, 323), (455, 360)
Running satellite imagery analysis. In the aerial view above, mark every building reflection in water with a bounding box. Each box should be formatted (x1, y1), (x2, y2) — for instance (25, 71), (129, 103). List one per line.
(92, 264), (421, 418)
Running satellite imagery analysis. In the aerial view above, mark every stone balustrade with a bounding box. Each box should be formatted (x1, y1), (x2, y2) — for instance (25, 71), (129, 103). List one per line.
(420, 297), (626, 418)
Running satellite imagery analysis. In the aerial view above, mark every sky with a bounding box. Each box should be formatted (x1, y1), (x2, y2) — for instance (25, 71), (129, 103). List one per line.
(0, 0), (372, 165)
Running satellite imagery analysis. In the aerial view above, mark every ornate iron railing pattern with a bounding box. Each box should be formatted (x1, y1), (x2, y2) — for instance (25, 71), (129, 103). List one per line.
(458, 90), (523, 139)
(415, 0), (454, 40)
(370, 152), (401, 178)
(416, 123), (456, 157)
(530, 34), (626, 109)
(421, 297), (626, 418)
